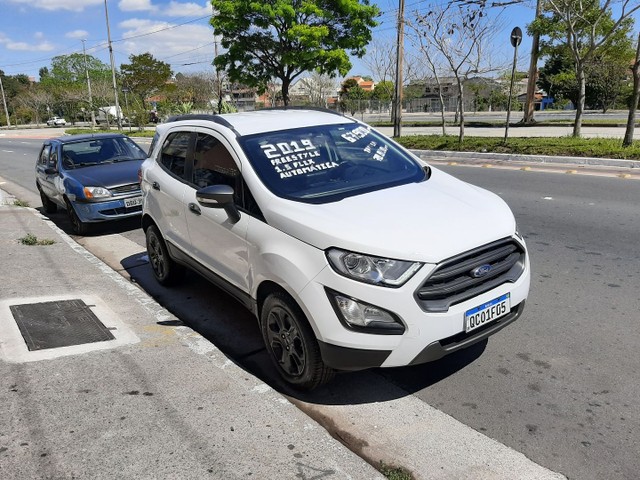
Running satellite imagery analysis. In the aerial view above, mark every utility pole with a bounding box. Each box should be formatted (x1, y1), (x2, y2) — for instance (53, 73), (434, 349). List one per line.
(211, 3), (223, 114)
(82, 39), (96, 129)
(104, 0), (122, 130)
(0, 73), (10, 128)
(214, 39), (223, 114)
(523, 0), (542, 124)
(393, 0), (405, 138)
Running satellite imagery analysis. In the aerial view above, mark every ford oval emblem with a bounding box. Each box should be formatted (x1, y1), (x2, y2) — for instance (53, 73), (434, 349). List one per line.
(471, 264), (492, 278)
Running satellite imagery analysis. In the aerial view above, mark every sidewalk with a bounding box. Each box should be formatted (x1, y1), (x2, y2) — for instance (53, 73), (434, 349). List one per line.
(0, 189), (382, 479)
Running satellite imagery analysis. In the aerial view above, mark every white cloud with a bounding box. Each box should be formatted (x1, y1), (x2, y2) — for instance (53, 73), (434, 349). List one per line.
(66, 30), (90, 39)
(118, 0), (157, 12)
(6, 0), (103, 12)
(118, 18), (214, 71)
(0, 32), (54, 51)
(164, 1), (211, 17)
(6, 40), (55, 52)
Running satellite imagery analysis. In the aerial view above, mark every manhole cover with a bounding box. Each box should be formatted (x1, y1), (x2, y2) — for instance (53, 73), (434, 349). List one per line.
(10, 299), (115, 351)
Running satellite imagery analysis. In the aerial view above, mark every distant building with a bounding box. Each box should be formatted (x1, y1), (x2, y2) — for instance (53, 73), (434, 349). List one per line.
(345, 76), (375, 93)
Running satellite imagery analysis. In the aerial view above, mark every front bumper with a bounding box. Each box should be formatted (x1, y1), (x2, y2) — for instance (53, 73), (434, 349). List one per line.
(71, 197), (142, 223)
(298, 238), (531, 371)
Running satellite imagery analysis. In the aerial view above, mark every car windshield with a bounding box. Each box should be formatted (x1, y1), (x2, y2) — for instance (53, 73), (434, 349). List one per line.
(61, 137), (146, 169)
(239, 123), (426, 203)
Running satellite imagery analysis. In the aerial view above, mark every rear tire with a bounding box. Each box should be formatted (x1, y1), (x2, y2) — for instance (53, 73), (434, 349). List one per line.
(260, 292), (334, 390)
(39, 187), (57, 214)
(146, 225), (184, 286)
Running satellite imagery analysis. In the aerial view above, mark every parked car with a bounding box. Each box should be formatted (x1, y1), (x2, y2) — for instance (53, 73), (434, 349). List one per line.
(140, 109), (530, 390)
(35, 133), (147, 234)
(46, 116), (67, 127)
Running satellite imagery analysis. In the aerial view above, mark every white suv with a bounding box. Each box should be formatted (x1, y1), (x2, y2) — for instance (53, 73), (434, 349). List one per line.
(140, 109), (530, 390)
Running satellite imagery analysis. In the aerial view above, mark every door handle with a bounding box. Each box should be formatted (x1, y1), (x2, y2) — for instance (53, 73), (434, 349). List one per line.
(152, 181), (160, 190)
(188, 203), (201, 215)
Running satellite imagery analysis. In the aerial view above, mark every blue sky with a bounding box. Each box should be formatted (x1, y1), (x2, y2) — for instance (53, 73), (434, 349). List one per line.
(0, 0), (538, 81)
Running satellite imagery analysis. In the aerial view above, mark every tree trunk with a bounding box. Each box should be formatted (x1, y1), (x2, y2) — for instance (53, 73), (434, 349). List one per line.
(281, 77), (291, 107)
(573, 63), (586, 137)
(438, 91), (447, 136)
(623, 33), (640, 147)
(457, 80), (465, 144)
(523, 0), (542, 124)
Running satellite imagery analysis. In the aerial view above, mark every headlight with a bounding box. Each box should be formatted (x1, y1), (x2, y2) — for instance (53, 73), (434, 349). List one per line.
(83, 186), (112, 199)
(326, 248), (422, 287)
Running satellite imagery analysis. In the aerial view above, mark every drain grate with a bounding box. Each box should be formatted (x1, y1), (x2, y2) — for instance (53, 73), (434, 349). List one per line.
(10, 299), (115, 351)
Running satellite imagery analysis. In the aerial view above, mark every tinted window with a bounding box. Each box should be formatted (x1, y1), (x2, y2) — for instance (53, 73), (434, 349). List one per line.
(61, 137), (146, 169)
(160, 132), (191, 179)
(239, 123), (425, 203)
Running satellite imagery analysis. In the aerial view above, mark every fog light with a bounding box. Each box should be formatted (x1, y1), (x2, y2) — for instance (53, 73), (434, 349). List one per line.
(327, 290), (405, 334)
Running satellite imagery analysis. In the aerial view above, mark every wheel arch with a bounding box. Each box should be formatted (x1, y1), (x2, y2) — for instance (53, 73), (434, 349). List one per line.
(141, 213), (157, 232)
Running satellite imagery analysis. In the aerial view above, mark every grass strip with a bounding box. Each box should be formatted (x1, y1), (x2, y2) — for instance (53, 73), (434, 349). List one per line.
(395, 135), (640, 159)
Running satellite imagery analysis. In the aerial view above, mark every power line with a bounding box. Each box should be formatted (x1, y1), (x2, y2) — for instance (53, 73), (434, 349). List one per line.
(0, 14), (211, 74)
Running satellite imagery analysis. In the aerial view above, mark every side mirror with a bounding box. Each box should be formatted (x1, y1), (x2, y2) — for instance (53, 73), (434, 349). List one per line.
(196, 185), (241, 224)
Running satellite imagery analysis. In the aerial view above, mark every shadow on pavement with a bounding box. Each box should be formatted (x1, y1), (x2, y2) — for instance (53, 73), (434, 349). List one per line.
(37, 207), (142, 237)
(121, 250), (487, 406)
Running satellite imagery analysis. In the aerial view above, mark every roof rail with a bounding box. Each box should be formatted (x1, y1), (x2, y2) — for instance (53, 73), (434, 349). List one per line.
(256, 106), (346, 117)
(165, 114), (238, 135)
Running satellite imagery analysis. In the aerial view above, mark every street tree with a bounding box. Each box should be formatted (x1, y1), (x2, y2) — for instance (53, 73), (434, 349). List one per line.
(170, 72), (216, 110)
(120, 53), (172, 107)
(528, 0), (638, 136)
(411, 2), (504, 143)
(298, 72), (338, 107)
(210, 0), (379, 105)
(14, 87), (54, 125)
(339, 78), (368, 115)
(45, 53), (110, 85)
(623, 32), (640, 146)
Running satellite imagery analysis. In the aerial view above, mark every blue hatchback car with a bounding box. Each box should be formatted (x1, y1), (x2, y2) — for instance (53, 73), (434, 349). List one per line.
(35, 133), (147, 234)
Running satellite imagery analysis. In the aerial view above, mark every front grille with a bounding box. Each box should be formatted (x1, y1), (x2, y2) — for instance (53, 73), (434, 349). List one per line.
(110, 183), (140, 195)
(416, 238), (525, 313)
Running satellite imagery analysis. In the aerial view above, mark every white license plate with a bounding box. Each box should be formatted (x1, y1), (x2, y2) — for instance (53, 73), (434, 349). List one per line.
(124, 196), (143, 208)
(465, 294), (510, 333)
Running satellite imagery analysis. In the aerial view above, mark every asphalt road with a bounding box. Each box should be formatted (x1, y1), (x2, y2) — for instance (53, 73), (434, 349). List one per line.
(1, 136), (638, 479)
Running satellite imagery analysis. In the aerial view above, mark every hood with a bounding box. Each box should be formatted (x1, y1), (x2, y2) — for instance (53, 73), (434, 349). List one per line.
(264, 168), (516, 264)
(67, 160), (143, 189)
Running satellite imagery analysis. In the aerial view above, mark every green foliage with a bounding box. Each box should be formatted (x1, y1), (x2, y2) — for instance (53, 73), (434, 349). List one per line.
(372, 80), (394, 101)
(396, 134), (640, 159)
(19, 233), (55, 246)
(339, 78), (369, 114)
(120, 53), (172, 106)
(211, 0), (379, 104)
(379, 462), (413, 480)
(44, 53), (110, 85)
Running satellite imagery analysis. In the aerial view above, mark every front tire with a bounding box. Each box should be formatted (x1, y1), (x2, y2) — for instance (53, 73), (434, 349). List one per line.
(260, 292), (334, 390)
(146, 225), (184, 286)
(65, 199), (88, 235)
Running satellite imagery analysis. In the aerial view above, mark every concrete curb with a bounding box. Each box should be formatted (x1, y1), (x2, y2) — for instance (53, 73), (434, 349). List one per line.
(409, 149), (640, 169)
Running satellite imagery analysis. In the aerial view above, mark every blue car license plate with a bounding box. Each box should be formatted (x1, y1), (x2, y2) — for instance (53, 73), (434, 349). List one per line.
(465, 293), (510, 333)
